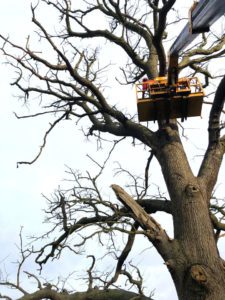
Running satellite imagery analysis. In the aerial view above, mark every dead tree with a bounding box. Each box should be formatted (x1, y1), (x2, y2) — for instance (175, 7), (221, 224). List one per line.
(1, 1), (225, 299)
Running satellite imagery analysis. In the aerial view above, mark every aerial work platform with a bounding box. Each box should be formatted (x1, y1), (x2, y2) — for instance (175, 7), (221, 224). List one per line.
(136, 0), (225, 122)
(136, 77), (204, 122)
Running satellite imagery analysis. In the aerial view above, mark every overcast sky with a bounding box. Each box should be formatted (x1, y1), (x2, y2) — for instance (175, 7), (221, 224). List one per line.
(0, 1), (225, 300)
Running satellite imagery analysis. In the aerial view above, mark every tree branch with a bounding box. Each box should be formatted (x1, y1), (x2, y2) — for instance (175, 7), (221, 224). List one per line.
(198, 75), (225, 198)
(18, 288), (153, 300)
(111, 184), (173, 260)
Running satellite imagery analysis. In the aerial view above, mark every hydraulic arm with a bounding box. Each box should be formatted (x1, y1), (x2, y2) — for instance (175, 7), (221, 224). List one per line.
(136, 0), (225, 122)
(168, 0), (225, 85)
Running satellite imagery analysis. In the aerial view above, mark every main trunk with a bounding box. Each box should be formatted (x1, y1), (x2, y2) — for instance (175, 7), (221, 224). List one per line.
(154, 126), (225, 300)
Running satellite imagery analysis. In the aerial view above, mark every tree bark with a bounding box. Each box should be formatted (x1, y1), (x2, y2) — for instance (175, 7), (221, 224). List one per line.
(154, 125), (225, 299)
(18, 288), (153, 300)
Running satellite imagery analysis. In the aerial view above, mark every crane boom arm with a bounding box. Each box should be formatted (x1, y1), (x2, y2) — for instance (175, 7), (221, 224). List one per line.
(168, 0), (225, 85)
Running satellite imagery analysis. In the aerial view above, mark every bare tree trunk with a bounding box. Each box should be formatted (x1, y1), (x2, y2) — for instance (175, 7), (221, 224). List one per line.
(155, 126), (225, 300)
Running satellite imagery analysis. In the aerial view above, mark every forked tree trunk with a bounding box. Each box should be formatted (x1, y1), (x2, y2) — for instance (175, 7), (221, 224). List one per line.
(169, 184), (225, 300)
(155, 126), (225, 300)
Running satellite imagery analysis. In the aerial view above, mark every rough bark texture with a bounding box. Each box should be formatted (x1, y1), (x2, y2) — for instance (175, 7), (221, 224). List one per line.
(153, 124), (225, 299)
(18, 288), (152, 300)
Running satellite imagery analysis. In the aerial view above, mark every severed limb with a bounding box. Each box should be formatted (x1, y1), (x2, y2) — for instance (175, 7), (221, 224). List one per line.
(111, 184), (173, 261)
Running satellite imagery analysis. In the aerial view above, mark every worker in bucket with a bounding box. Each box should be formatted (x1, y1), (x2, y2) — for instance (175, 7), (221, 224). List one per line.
(142, 77), (149, 98)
